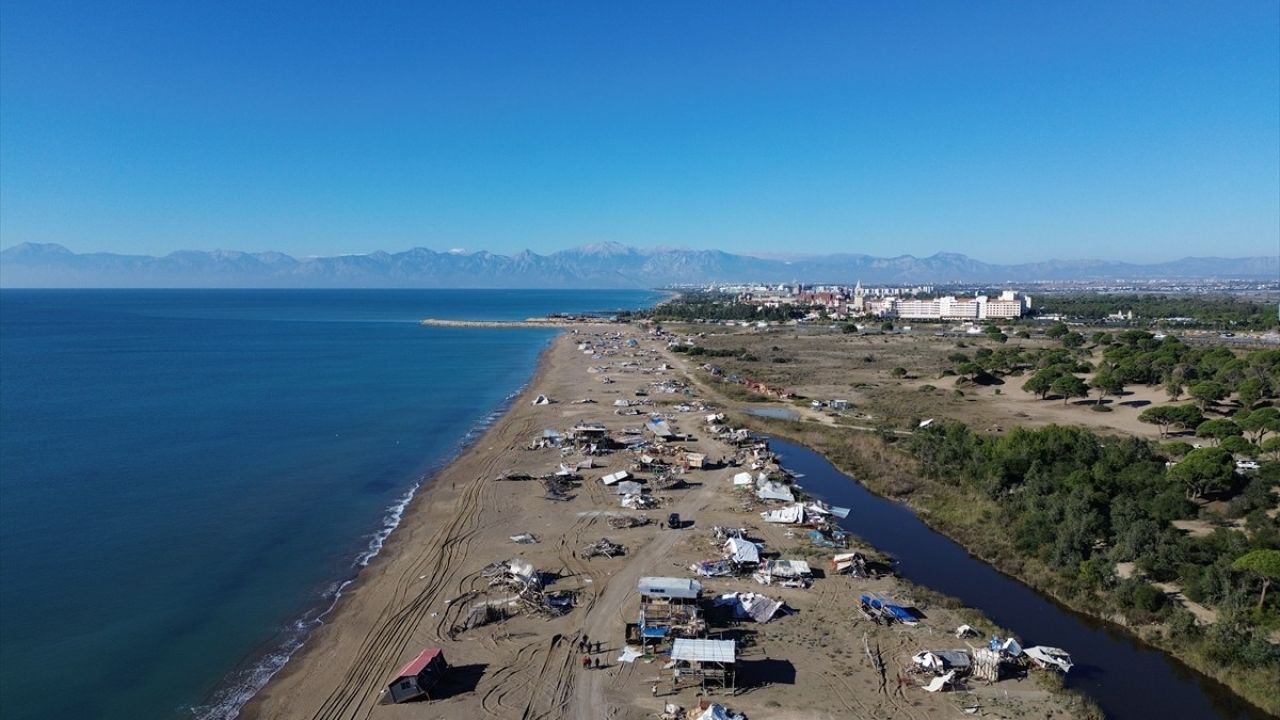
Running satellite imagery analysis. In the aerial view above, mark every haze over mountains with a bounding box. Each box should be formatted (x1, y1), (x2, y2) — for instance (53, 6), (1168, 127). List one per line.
(1, 242), (1275, 288)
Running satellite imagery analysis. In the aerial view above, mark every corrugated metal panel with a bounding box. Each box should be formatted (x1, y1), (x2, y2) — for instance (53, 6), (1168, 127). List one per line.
(671, 638), (736, 663)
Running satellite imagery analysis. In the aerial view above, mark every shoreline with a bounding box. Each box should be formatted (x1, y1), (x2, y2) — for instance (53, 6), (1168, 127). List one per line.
(244, 327), (1084, 720)
(214, 337), (560, 720)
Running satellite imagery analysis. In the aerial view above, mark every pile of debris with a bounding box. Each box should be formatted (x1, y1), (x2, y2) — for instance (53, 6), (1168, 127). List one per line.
(621, 492), (659, 509)
(607, 515), (651, 530)
(808, 528), (850, 549)
(482, 558), (541, 590)
(659, 702), (748, 720)
(711, 526), (750, 540)
(651, 474), (688, 491)
(582, 537), (626, 559)
(831, 551), (868, 576)
(753, 559), (812, 588)
(857, 593), (919, 626)
(478, 559), (574, 618)
(539, 473), (578, 501)
(711, 592), (787, 623)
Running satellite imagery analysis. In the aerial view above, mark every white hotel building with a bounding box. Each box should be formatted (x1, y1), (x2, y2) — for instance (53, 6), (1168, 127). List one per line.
(864, 290), (1031, 320)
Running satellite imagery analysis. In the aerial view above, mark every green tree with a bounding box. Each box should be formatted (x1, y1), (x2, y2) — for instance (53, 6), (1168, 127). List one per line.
(1220, 435), (1255, 456)
(1189, 382), (1227, 413)
(891, 366), (907, 378)
(1231, 549), (1280, 610)
(1195, 419), (1242, 446)
(1237, 407), (1280, 445)
(1262, 436), (1280, 461)
(956, 362), (983, 381)
(1168, 447), (1235, 499)
(1140, 405), (1190, 438)
(1092, 368), (1125, 406)
(1022, 367), (1064, 400)
(1236, 378), (1264, 410)
(1062, 331), (1086, 349)
(1046, 322), (1069, 339)
(1051, 374), (1089, 405)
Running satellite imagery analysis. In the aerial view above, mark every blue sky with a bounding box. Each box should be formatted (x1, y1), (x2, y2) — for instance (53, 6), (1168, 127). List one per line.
(2, 2), (1277, 262)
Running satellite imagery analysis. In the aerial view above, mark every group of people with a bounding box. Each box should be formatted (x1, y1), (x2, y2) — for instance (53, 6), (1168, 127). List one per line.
(579, 633), (605, 670)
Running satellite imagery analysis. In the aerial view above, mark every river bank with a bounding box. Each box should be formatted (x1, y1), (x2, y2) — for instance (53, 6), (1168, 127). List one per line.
(246, 327), (1086, 720)
(723, 412), (1276, 719)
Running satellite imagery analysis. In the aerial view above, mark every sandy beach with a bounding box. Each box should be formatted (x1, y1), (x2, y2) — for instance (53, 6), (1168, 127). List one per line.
(245, 326), (1078, 720)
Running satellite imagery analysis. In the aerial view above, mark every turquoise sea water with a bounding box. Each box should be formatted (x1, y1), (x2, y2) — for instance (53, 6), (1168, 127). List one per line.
(0, 289), (660, 720)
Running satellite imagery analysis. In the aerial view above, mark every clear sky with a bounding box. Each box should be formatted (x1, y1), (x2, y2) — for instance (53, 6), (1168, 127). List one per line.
(2, 2), (1277, 262)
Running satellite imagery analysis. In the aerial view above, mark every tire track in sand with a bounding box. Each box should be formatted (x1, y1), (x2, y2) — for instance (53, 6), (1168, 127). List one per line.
(305, 454), (496, 720)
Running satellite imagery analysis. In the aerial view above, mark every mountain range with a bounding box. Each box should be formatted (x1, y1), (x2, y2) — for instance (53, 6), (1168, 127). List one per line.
(1, 242), (1275, 288)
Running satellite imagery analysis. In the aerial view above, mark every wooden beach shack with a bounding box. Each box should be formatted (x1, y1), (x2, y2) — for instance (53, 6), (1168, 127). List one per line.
(380, 647), (448, 704)
(637, 576), (704, 647)
(670, 638), (736, 693)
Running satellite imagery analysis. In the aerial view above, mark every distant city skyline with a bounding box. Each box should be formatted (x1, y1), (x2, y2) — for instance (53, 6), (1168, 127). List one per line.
(2, 2), (1277, 263)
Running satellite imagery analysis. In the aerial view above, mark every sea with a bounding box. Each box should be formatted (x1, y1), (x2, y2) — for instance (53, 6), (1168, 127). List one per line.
(0, 288), (662, 720)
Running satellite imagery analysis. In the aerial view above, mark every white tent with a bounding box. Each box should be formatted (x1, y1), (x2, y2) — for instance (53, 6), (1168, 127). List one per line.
(731, 472), (753, 487)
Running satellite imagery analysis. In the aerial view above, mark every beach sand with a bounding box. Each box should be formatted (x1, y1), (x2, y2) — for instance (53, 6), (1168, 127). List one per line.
(246, 328), (1076, 720)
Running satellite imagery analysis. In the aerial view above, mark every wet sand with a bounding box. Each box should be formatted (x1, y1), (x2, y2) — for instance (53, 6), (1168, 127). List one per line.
(246, 327), (1078, 720)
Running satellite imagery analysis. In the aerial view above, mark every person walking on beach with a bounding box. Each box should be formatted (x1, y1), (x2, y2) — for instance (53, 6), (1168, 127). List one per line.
(581, 655), (590, 670)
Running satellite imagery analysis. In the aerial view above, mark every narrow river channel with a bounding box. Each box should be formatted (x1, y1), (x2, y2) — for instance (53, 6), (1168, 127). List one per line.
(768, 438), (1267, 720)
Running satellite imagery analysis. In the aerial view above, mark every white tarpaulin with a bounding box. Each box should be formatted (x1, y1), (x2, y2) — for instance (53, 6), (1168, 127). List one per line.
(732, 472), (753, 487)
(760, 503), (805, 524)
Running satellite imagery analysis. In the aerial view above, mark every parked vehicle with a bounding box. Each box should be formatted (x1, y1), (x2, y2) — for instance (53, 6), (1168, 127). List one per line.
(668, 512), (681, 529)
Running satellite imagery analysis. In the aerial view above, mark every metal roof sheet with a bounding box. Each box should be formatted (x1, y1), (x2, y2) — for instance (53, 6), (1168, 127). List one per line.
(671, 638), (736, 663)
(392, 648), (443, 679)
(637, 576), (702, 599)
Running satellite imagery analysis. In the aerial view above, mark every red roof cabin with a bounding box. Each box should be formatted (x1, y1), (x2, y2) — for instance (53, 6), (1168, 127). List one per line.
(380, 647), (448, 704)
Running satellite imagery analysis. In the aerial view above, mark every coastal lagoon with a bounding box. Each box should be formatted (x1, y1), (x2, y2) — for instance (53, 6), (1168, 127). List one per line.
(0, 289), (660, 720)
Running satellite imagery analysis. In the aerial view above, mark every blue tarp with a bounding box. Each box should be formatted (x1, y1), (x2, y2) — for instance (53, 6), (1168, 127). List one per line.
(883, 604), (914, 623)
(642, 626), (669, 638)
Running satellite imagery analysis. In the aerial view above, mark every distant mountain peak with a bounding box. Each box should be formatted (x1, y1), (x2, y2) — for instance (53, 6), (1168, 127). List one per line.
(568, 241), (638, 256)
(3, 242), (73, 257)
(1, 243), (1274, 288)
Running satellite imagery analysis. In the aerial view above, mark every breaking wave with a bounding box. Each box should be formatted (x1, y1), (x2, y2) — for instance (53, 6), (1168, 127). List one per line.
(187, 353), (542, 720)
